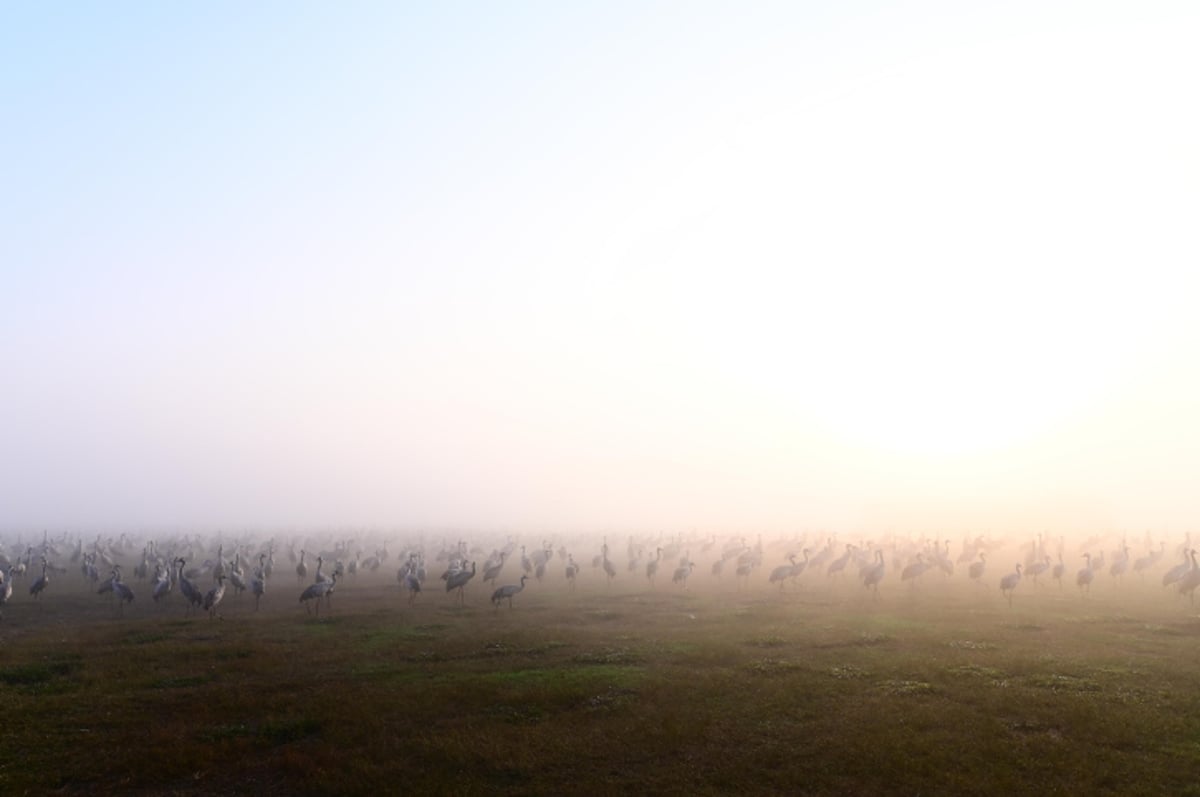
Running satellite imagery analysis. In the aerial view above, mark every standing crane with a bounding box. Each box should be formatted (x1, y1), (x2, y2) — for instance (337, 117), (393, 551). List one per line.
(672, 560), (694, 588)
(999, 563), (1022, 607)
(933, 539), (954, 577)
(735, 558), (754, 589)
(300, 573), (337, 617)
(29, 558), (49, 599)
(1177, 549), (1200, 604)
(788, 549), (812, 587)
(968, 552), (987, 584)
(1109, 543), (1131, 583)
(827, 544), (854, 578)
(1077, 553), (1095, 597)
(211, 545), (227, 583)
(445, 561), (476, 605)
(203, 574), (227, 620)
(11, 547), (32, 578)
(110, 568), (135, 615)
(535, 549), (552, 583)
(1026, 556), (1051, 586)
(602, 542), (617, 586)
(402, 566), (422, 605)
(491, 575), (528, 609)
(1132, 542), (1165, 578)
(228, 554), (249, 595)
(769, 555), (797, 591)
(250, 553), (267, 611)
(1052, 554), (1065, 589)
(0, 566), (13, 619)
(151, 562), (173, 604)
(646, 548), (662, 587)
(134, 545), (150, 581)
(862, 550), (885, 598)
(1163, 548), (1192, 588)
(176, 558), (203, 614)
(565, 555), (578, 591)
(901, 553), (931, 584)
(482, 553), (506, 587)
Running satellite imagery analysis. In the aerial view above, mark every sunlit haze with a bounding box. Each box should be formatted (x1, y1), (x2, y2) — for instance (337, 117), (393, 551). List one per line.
(3, 2), (1198, 535)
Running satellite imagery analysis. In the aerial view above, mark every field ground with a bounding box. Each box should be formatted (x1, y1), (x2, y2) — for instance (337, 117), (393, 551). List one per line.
(2, 564), (1200, 795)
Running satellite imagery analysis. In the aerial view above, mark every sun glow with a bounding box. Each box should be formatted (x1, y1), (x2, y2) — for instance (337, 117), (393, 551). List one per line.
(3, 3), (1198, 529)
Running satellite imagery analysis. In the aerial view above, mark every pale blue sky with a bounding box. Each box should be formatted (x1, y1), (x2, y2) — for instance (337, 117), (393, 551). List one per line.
(3, 2), (1198, 531)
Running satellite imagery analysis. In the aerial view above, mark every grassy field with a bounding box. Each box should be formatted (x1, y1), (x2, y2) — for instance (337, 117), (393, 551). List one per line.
(2, 561), (1200, 795)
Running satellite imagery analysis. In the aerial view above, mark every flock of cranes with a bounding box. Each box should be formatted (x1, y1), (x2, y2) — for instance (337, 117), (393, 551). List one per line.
(2, 529), (1199, 623)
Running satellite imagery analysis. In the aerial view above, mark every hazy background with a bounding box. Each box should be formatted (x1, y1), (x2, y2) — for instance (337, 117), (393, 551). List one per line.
(3, 1), (1198, 533)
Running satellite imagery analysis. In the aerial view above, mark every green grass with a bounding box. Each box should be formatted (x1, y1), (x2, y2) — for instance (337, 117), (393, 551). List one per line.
(2, 567), (1200, 795)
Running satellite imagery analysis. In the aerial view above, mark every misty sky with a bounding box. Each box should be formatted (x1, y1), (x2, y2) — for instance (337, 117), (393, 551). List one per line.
(3, 2), (1198, 532)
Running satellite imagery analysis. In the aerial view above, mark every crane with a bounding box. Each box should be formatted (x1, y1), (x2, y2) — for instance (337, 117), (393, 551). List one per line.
(646, 548), (662, 587)
(999, 563), (1022, 607)
(565, 555), (578, 591)
(862, 550), (885, 597)
(1077, 553), (1095, 596)
(1177, 549), (1200, 604)
(768, 555), (797, 590)
(300, 573), (337, 617)
(29, 558), (49, 599)
(672, 560), (694, 588)
(176, 558), (203, 614)
(0, 567), (13, 619)
(968, 552), (987, 584)
(491, 575), (528, 609)
(251, 553), (267, 611)
(446, 561), (476, 605)
(203, 574), (226, 620)
(110, 568), (135, 615)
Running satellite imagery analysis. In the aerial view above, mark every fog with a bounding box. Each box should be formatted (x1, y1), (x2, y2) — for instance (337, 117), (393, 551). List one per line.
(3, 526), (1197, 629)
(4, 3), (1199, 535)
